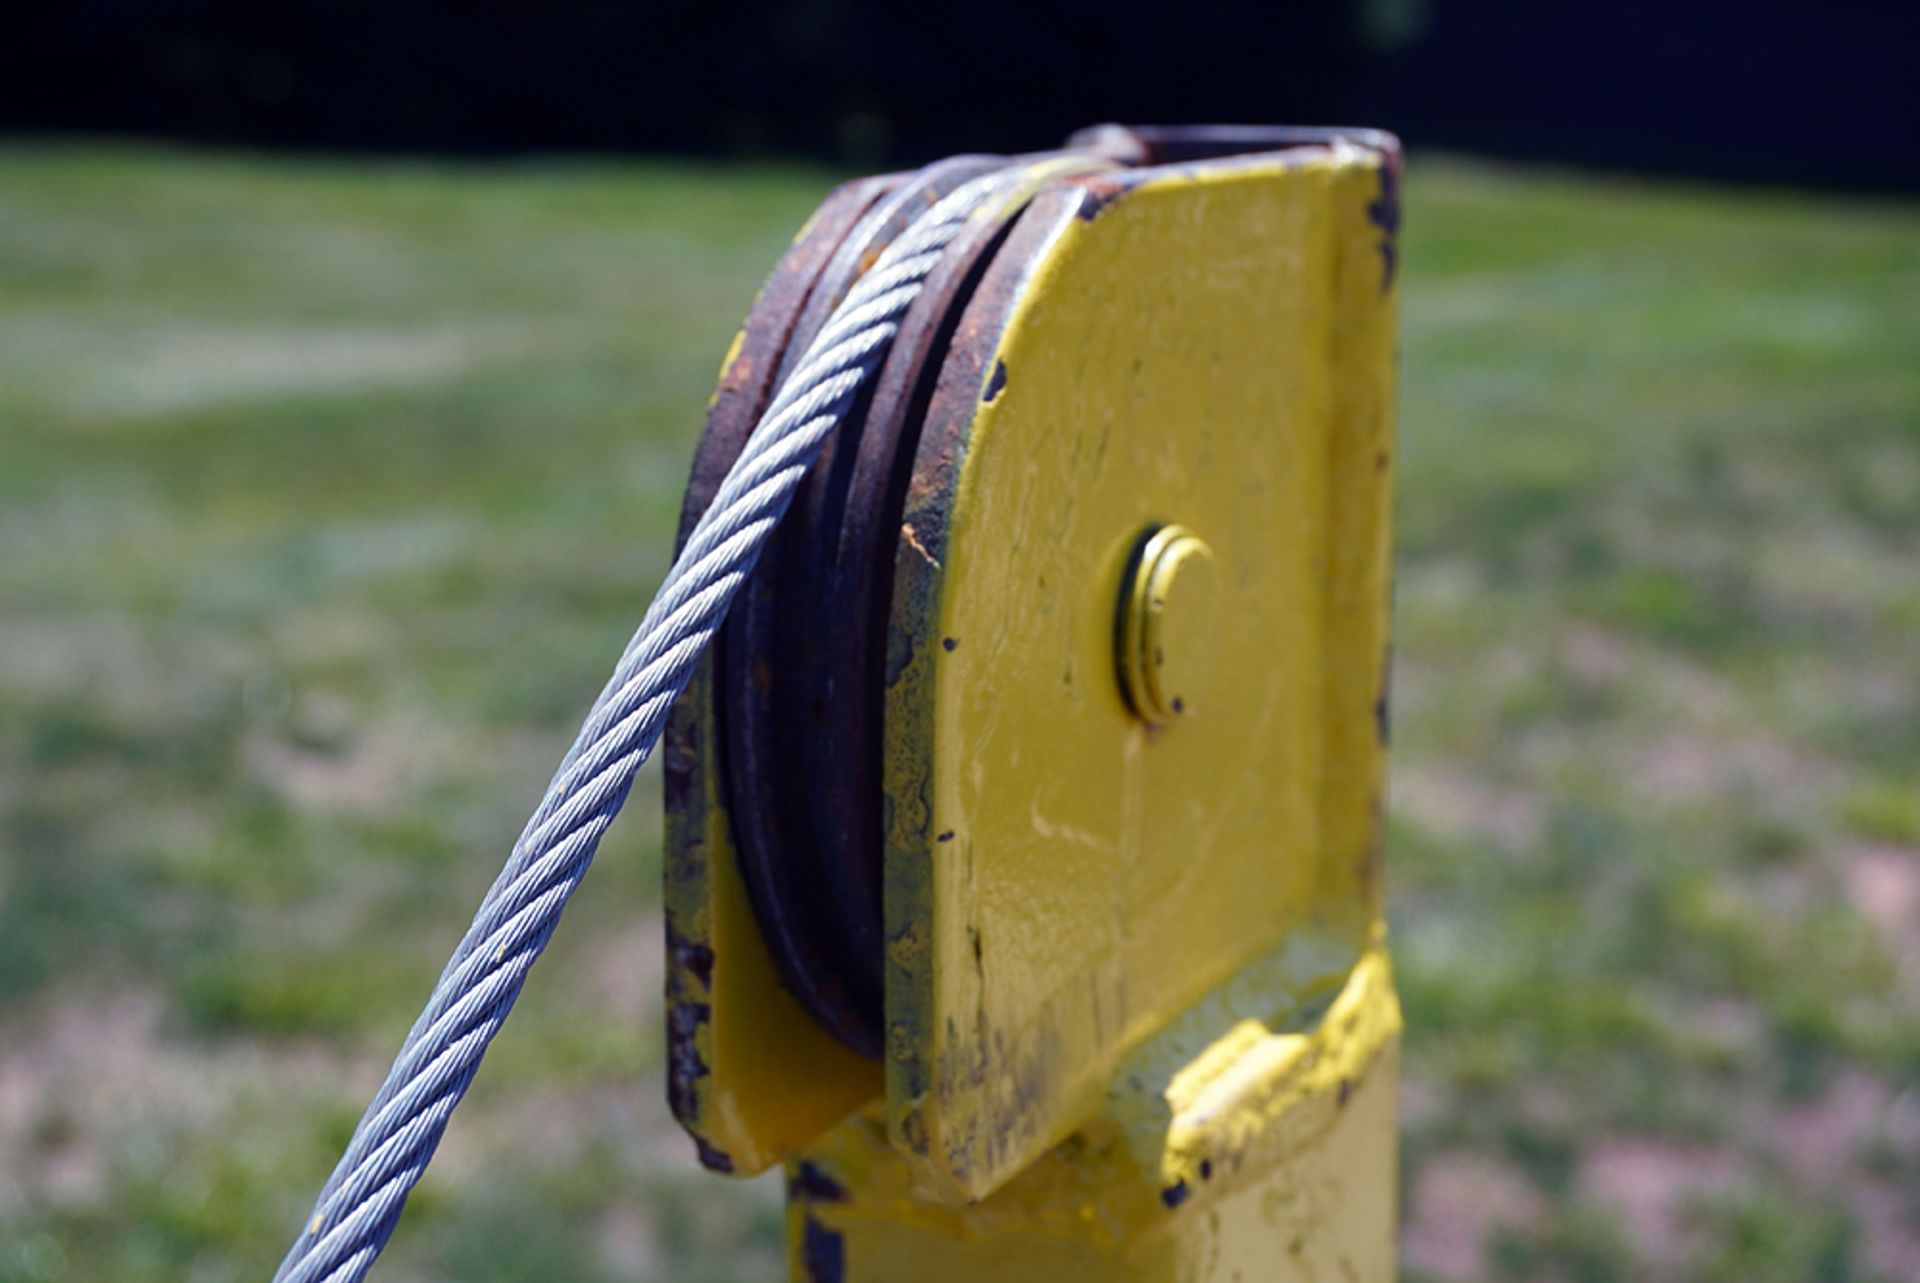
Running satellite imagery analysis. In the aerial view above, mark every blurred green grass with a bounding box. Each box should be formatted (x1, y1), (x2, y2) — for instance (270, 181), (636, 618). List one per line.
(0, 144), (1916, 1283)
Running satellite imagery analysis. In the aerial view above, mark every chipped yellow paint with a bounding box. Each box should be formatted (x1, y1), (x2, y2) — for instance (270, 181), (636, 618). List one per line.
(662, 650), (880, 1176)
(670, 128), (1401, 1278)
(663, 153), (1123, 1179)
(791, 926), (1400, 1280)
(884, 139), (1399, 1210)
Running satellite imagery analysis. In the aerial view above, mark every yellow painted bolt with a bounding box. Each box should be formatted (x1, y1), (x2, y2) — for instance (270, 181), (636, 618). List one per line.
(1118, 524), (1219, 726)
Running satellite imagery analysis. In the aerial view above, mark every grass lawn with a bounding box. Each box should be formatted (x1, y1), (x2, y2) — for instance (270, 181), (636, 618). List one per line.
(0, 143), (1916, 1282)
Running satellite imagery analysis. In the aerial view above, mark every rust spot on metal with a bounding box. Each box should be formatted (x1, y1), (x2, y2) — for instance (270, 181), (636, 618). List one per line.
(882, 182), (1124, 1187)
(1365, 158), (1401, 293)
(665, 999), (711, 1122)
(982, 358), (1008, 403)
(802, 1215), (845, 1282)
(671, 176), (896, 559)
(667, 924), (715, 990)
(717, 159), (1007, 1066)
(660, 706), (699, 820)
(789, 1160), (848, 1204)
(663, 172), (902, 1103)
(1072, 174), (1131, 221)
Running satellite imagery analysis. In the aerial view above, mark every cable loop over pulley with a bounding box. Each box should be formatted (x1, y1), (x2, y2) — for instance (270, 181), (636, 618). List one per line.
(271, 157), (1084, 1283)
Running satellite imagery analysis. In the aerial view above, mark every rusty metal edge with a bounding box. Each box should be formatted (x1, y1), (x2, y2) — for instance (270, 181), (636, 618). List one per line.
(663, 172), (899, 1167)
(790, 179), (1044, 1035)
(722, 156), (1011, 1060)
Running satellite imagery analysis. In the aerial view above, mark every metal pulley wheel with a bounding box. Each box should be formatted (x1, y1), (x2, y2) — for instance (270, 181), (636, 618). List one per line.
(677, 153), (1025, 1058)
(664, 125), (1401, 1211)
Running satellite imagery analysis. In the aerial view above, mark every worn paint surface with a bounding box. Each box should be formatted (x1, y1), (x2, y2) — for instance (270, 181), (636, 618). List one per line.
(663, 175), (889, 1175)
(885, 136), (1400, 1203)
(793, 924), (1400, 1280)
(668, 124), (1402, 1277)
(721, 157), (1011, 1060)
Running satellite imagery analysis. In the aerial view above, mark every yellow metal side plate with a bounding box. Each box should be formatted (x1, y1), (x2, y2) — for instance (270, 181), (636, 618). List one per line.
(884, 141), (1399, 1200)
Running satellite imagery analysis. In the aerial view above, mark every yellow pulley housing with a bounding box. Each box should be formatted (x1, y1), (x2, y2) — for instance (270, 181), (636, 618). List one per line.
(663, 123), (1401, 1282)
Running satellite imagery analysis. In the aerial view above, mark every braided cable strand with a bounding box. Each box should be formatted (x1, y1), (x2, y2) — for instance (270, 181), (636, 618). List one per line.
(272, 162), (1040, 1283)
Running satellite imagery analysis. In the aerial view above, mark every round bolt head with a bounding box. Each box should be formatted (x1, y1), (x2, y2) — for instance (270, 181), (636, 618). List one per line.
(1118, 524), (1219, 727)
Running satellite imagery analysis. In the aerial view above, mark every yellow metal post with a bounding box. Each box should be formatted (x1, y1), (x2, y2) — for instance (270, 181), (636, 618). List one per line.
(665, 125), (1401, 1281)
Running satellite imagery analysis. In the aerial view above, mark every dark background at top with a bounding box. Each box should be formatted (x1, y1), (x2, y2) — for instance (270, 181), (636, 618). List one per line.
(5, 0), (1918, 192)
